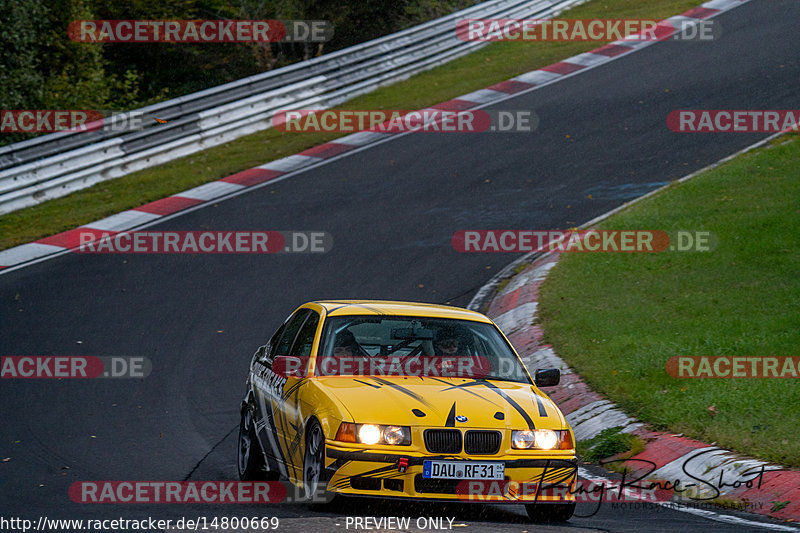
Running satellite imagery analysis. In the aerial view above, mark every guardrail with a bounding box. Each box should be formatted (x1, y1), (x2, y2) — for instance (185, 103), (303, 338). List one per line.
(0, 0), (584, 215)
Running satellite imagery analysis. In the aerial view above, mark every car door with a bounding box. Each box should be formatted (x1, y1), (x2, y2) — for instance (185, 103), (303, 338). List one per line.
(251, 308), (310, 472)
(280, 309), (320, 479)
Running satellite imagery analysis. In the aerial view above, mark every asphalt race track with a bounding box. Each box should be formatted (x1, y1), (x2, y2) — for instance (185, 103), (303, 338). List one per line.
(1, 1), (798, 531)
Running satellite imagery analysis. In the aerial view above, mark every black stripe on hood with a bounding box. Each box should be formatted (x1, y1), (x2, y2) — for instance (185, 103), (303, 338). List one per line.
(443, 380), (536, 430)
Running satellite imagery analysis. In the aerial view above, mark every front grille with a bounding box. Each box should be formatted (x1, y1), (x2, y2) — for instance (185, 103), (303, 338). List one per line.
(415, 474), (509, 495)
(424, 429), (462, 453)
(464, 430), (502, 455)
(350, 476), (381, 491)
(414, 475), (462, 494)
(383, 478), (404, 492)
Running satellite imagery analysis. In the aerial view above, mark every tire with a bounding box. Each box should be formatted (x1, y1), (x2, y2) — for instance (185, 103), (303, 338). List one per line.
(525, 502), (576, 522)
(237, 404), (265, 480)
(303, 419), (325, 499)
(303, 419), (338, 506)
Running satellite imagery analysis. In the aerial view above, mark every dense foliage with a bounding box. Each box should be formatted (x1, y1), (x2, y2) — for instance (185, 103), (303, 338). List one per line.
(0, 0), (478, 145)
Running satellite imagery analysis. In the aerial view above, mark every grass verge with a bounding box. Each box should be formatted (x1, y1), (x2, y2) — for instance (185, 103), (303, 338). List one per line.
(0, 0), (702, 251)
(577, 426), (646, 464)
(539, 133), (800, 467)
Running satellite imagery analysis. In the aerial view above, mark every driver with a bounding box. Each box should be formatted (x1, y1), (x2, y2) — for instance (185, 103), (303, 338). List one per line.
(333, 330), (360, 357)
(433, 327), (461, 356)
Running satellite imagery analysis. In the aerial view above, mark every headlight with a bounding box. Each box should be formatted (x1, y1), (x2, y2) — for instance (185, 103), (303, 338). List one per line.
(359, 424), (381, 445)
(383, 425), (406, 445)
(534, 429), (558, 450)
(512, 430), (536, 449)
(335, 422), (411, 445)
(512, 429), (573, 450)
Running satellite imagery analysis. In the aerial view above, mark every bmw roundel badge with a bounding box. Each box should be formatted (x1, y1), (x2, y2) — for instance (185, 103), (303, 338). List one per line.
(455, 415), (468, 423)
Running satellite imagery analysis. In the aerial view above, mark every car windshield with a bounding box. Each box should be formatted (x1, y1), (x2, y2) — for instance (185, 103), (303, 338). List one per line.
(317, 316), (531, 384)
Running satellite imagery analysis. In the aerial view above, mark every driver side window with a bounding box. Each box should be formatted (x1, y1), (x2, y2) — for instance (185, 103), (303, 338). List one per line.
(267, 308), (311, 364)
(289, 311), (320, 359)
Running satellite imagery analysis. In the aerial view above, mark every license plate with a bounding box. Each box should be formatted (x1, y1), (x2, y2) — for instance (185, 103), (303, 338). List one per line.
(422, 460), (504, 480)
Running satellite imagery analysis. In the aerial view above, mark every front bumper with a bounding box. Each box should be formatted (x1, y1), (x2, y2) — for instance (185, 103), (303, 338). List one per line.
(324, 442), (577, 503)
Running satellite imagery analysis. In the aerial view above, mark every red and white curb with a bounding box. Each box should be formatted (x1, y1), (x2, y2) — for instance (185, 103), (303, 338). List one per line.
(0, 0), (751, 274)
(481, 252), (800, 524)
(467, 124), (800, 525)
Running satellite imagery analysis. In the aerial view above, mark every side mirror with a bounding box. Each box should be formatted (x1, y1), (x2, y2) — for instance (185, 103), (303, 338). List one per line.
(251, 345), (267, 366)
(534, 368), (560, 387)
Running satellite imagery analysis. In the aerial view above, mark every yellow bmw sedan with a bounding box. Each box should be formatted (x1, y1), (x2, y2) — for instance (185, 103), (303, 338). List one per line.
(237, 300), (577, 522)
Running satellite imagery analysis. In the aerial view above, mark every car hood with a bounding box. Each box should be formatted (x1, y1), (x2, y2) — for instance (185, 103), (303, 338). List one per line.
(317, 376), (566, 430)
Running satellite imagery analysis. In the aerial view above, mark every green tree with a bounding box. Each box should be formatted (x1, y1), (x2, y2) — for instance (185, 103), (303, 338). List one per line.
(39, 0), (114, 109)
(0, 0), (49, 144)
(0, 0), (157, 146)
